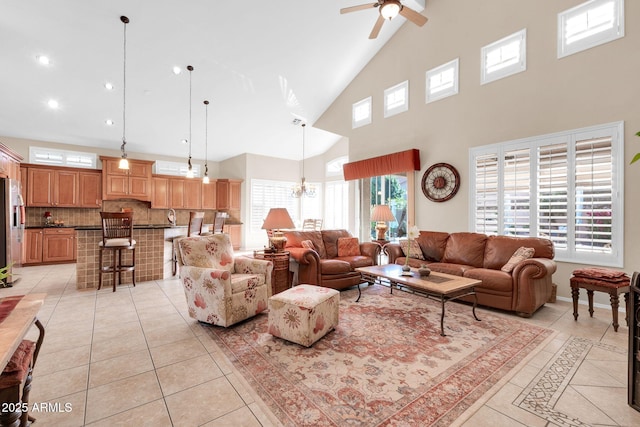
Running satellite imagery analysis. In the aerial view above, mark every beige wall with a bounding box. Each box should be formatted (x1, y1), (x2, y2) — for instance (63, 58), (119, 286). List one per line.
(315, 0), (640, 302)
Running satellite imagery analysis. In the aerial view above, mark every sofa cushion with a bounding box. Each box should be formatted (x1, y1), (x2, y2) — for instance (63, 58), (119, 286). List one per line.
(427, 262), (476, 277)
(285, 231), (327, 258)
(301, 240), (316, 251)
(441, 232), (487, 267)
(483, 235), (554, 270)
(464, 268), (513, 293)
(338, 237), (361, 257)
(399, 239), (425, 260)
(336, 255), (374, 269)
(321, 229), (353, 259)
(319, 259), (353, 275)
(416, 231), (449, 261)
(501, 247), (535, 273)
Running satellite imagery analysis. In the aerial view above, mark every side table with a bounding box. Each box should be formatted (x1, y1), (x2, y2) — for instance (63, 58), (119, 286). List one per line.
(253, 250), (291, 295)
(373, 239), (389, 264)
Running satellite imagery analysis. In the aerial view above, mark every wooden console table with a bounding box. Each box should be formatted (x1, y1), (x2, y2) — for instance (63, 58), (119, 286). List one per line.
(253, 250), (291, 295)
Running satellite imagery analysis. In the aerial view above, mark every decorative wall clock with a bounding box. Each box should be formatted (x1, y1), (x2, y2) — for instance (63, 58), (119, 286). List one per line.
(421, 162), (460, 202)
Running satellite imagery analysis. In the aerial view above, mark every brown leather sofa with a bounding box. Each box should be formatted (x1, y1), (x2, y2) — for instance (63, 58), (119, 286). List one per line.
(284, 229), (380, 291)
(385, 231), (556, 317)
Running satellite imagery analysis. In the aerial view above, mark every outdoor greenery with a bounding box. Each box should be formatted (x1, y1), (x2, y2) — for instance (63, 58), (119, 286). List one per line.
(632, 131), (640, 164)
(370, 175), (408, 239)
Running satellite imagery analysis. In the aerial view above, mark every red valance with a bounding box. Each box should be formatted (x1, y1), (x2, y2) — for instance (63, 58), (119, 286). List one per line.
(342, 149), (420, 181)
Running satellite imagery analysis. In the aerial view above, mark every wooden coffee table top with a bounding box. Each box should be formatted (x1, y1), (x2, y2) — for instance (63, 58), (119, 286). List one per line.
(356, 264), (480, 296)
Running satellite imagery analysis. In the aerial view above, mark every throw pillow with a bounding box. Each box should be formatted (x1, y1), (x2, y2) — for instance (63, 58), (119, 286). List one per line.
(337, 237), (361, 257)
(301, 240), (316, 251)
(399, 239), (425, 260)
(501, 246), (535, 273)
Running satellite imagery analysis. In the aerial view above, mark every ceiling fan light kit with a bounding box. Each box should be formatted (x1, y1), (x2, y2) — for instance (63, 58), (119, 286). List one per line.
(340, 0), (428, 39)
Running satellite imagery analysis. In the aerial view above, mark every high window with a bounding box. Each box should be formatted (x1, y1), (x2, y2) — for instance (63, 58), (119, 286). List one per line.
(352, 97), (372, 129)
(558, 0), (624, 58)
(426, 58), (459, 103)
(384, 81), (409, 118)
(29, 146), (96, 168)
(481, 29), (527, 85)
(155, 160), (201, 177)
(470, 122), (623, 267)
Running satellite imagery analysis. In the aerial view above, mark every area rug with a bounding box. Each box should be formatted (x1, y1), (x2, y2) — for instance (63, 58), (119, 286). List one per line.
(205, 285), (553, 426)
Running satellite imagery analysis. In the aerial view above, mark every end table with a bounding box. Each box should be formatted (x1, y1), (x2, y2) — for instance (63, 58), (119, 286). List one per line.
(253, 250), (291, 295)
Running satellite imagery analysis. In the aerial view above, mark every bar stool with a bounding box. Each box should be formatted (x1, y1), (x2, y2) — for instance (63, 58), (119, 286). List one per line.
(570, 268), (630, 332)
(171, 211), (205, 276)
(98, 212), (136, 292)
(0, 319), (45, 427)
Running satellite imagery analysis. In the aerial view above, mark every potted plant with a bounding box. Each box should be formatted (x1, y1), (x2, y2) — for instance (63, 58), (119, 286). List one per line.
(632, 131), (640, 164)
(0, 263), (14, 288)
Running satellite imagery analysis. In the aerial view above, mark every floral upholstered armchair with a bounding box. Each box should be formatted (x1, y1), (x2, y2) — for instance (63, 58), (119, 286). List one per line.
(176, 234), (273, 327)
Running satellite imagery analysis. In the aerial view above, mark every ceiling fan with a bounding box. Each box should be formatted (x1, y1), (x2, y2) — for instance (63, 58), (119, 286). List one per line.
(341, 0), (428, 39)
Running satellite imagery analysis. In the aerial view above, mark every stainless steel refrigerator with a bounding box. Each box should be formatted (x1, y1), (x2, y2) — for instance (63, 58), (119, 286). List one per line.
(0, 178), (24, 286)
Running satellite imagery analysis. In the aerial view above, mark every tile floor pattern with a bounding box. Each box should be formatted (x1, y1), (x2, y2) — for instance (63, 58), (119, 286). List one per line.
(4, 264), (640, 426)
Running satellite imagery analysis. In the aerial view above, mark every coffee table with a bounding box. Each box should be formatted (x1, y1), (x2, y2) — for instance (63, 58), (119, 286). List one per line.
(356, 264), (481, 336)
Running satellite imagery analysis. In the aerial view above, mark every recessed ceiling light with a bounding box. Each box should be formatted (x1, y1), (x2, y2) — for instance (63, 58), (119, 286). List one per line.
(47, 99), (59, 109)
(172, 66), (182, 75)
(105, 119), (114, 126)
(104, 82), (114, 90)
(36, 55), (51, 65)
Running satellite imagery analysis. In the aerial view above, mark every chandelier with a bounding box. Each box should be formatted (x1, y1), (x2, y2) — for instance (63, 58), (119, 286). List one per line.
(291, 123), (316, 198)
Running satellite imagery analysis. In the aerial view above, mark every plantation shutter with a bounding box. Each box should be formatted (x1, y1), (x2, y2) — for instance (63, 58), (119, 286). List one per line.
(250, 180), (299, 231)
(502, 148), (531, 235)
(474, 152), (499, 235)
(574, 135), (613, 254)
(537, 141), (569, 250)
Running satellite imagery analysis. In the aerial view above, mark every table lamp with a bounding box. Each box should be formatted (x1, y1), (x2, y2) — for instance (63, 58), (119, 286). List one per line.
(261, 208), (295, 252)
(371, 205), (396, 240)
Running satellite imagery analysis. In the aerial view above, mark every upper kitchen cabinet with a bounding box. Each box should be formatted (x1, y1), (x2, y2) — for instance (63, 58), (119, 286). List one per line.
(151, 176), (170, 209)
(101, 156), (153, 202)
(26, 166), (78, 207)
(152, 175), (202, 209)
(201, 179), (217, 210)
(216, 179), (242, 210)
(0, 143), (23, 180)
(78, 170), (102, 208)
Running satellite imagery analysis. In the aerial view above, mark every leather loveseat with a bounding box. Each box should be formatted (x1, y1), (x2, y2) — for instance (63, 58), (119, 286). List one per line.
(284, 229), (380, 291)
(385, 231), (556, 317)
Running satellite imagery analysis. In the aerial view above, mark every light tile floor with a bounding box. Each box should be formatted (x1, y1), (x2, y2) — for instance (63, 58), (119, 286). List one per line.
(4, 264), (640, 426)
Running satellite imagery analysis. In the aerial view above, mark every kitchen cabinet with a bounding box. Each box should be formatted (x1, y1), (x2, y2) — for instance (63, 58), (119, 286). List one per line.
(26, 167), (78, 207)
(152, 176), (170, 209)
(101, 156), (153, 201)
(223, 224), (242, 250)
(78, 170), (102, 208)
(153, 175), (202, 209)
(0, 143), (22, 180)
(24, 227), (76, 265)
(216, 179), (242, 210)
(23, 229), (43, 264)
(43, 228), (76, 263)
(201, 179), (217, 209)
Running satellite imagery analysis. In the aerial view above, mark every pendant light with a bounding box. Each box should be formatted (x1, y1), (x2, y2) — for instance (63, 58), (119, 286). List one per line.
(118, 15), (130, 170)
(202, 100), (210, 184)
(186, 65), (194, 178)
(291, 123), (317, 198)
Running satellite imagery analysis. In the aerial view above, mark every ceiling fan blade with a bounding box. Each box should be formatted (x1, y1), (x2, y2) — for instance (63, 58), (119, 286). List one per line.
(399, 6), (428, 26)
(340, 3), (378, 14)
(369, 15), (385, 39)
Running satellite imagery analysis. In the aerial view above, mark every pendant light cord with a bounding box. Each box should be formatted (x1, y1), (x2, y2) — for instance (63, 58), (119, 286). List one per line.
(121, 16), (129, 155)
(187, 65), (193, 160)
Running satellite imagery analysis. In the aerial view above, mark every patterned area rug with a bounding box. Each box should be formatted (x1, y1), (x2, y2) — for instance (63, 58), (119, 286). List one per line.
(205, 285), (552, 426)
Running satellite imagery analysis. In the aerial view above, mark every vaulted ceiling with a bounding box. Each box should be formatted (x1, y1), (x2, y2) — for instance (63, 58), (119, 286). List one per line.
(0, 0), (426, 162)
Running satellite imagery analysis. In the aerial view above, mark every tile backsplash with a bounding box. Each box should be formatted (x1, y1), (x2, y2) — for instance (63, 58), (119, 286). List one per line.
(25, 200), (230, 227)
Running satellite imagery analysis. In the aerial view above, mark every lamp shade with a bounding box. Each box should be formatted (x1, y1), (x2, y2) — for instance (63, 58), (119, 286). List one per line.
(261, 208), (295, 230)
(371, 205), (396, 222)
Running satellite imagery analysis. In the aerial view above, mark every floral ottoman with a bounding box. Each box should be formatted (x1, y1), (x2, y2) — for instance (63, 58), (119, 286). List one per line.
(268, 284), (339, 347)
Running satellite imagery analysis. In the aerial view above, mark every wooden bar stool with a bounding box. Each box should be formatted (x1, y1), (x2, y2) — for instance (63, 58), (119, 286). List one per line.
(171, 211), (206, 276)
(570, 268), (630, 332)
(0, 319), (45, 427)
(98, 212), (136, 292)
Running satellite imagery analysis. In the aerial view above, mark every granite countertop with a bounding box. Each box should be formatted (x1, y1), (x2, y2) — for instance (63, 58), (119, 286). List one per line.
(74, 224), (183, 231)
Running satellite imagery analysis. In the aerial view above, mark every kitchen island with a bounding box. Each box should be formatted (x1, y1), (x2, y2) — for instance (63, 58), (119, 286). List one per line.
(75, 224), (189, 289)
